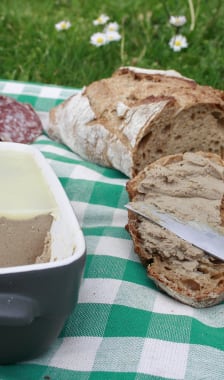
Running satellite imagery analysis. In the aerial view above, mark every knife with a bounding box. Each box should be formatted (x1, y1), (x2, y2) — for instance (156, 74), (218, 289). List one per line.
(125, 201), (224, 261)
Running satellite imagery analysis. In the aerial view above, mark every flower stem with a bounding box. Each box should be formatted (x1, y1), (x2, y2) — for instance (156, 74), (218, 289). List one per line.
(188, 0), (196, 31)
(120, 31), (125, 65)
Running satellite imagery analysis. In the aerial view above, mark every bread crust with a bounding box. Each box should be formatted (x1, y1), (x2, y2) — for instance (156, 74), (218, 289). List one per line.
(126, 151), (224, 307)
(46, 67), (224, 178)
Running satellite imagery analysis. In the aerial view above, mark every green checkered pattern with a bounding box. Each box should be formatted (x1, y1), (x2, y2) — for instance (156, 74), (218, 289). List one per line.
(0, 80), (224, 380)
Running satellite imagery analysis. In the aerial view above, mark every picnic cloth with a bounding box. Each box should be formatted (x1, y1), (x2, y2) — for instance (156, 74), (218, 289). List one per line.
(0, 79), (224, 380)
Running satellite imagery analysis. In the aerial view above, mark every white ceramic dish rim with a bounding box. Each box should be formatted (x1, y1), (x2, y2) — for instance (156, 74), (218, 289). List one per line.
(0, 142), (85, 275)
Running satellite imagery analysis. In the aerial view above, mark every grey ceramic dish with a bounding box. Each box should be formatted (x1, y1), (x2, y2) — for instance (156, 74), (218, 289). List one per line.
(0, 143), (86, 364)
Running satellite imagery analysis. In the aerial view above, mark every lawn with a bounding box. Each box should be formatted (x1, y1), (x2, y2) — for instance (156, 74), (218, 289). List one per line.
(0, 0), (223, 89)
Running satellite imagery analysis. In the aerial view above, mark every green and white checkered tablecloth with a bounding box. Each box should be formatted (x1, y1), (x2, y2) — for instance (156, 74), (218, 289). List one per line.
(0, 80), (224, 380)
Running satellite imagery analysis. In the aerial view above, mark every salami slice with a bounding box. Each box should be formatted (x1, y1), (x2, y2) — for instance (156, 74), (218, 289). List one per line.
(0, 96), (43, 143)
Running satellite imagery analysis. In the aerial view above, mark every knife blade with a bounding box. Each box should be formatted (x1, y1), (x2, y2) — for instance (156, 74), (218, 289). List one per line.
(125, 201), (224, 261)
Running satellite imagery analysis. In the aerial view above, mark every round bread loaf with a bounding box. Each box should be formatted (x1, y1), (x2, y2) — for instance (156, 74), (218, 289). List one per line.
(126, 151), (224, 307)
(46, 66), (224, 177)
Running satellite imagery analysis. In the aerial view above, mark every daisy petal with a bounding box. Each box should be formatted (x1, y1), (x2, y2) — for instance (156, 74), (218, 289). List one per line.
(104, 22), (120, 33)
(90, 32), (108, 47)
(105, 31), (122, 42)
(169, 34), (188, 52)
(169, 15), (187, 27)
(93, 14), (110, 26)
(55, 20), (71, 31)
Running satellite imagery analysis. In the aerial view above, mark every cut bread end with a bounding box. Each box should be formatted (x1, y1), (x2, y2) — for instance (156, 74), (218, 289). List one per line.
(126, 151), (224, 308)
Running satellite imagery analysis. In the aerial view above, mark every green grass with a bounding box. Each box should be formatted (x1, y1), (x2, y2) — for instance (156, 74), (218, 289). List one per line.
(0, 0), (224, 89)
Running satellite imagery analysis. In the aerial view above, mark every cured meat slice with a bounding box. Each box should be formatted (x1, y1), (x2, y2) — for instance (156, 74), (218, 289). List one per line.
(0, 96), (43, 143)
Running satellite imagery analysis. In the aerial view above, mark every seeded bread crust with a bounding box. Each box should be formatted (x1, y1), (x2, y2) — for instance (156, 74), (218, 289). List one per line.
(46, 67), (224, 178)
(126, 152), (224, 308)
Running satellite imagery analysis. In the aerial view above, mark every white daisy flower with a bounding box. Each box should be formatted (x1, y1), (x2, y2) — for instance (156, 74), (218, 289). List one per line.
(93, 14), (110, 26)
(105, 31), (122, 42)
(55, 20), (71, 31)
(104, 22), (119, 33)
(169, 15), (187, 27)
(169, 34), (188, 52)
(90, 32), (108, 47)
